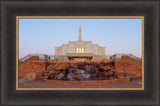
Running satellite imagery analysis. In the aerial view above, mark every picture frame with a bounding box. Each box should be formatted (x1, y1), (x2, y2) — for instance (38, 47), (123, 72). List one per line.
(1, 0), (159, 105)
(17, 16), (144, 90)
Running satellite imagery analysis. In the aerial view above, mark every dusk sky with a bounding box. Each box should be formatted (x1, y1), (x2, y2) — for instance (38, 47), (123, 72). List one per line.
(19, 18), (142, 59)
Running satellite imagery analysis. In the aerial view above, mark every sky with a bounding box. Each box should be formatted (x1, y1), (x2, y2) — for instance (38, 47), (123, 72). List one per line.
(19, 18), (142, 59)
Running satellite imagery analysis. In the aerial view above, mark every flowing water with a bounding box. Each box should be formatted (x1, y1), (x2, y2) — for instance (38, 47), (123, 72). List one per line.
(66, 65), (92, 81)
(57, 73), (64, 80)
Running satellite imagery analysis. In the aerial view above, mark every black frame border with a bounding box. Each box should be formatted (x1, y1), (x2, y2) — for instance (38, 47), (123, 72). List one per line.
(1, 0), (159, 105)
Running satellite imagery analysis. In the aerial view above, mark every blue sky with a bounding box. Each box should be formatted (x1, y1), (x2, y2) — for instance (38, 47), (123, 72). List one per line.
(19, 18), (142, 58)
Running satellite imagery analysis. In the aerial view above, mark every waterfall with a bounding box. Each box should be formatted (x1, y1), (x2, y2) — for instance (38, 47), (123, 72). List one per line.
(67, 74), (75, 81)
(57, 73), (64, 80)
(66, 65), (92, 81)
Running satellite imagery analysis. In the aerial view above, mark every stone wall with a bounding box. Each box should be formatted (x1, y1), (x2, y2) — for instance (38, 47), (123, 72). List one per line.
(27, 56), (39, 61)
(19, 60), (142, 80)
(44, 79), (118, 86)
(19, 61), (47, 78)
(122, 55), (142, 65)
(114, 61), (142, 78)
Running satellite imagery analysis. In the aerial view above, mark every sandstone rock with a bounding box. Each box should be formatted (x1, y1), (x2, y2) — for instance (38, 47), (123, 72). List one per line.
(78, 65), (83, 69)
(44, 73), (48, 76)
(49, 70), (55, 74)
(48, 73), (57, 79)
(47, 64), (55, 70)
(54, 71), (61, 74)
(23, 71), (44, 81)
(61, 77), (69, 80)
(108, 71), (113, 75)
(44, 76), (49, 79)
(103, 66), (112, 71)
(110, 69), (116, 72)
(23, 72), (36, 81)
(62, 70), (66, 74)
(89, 65), (95, 71)
(35, 71), (44, 79)
(90, 74), (97, 78)
(70, 74), (79, 78)
(116, 73), (125, 78)
(97, 71), (103, 77)
(108, 76), (114, 80)
(102, 72), (108, 76)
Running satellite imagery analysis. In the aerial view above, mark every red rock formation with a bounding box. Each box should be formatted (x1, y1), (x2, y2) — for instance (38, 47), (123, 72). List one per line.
(19, 60), (142, 83)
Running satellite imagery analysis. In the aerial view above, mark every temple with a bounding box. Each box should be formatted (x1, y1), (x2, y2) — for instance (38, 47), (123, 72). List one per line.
(54, 24), (106, 61)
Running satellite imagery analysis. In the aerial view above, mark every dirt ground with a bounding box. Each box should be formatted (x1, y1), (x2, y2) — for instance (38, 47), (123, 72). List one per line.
(18, 80), (142, 88)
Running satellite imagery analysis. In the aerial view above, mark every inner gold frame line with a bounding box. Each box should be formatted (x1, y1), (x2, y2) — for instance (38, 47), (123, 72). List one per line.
(16, 16), (144, 90)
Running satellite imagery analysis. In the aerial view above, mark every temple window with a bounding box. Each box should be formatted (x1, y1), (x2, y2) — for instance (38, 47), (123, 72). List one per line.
(77, 48), (79, 53)
(76, 48), (84, 53)
(79, 48), (81, 53)
(82, 48), (84, 53)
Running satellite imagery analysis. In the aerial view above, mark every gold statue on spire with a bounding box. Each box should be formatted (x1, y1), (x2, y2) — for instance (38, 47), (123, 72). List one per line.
(79, 24), (81, 28)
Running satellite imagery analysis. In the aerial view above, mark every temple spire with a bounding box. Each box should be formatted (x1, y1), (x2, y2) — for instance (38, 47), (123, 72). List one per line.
(78, 24), (82, 41)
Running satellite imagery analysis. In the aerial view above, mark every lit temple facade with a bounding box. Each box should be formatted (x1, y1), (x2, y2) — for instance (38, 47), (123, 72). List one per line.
(54, 24), (106, 61)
